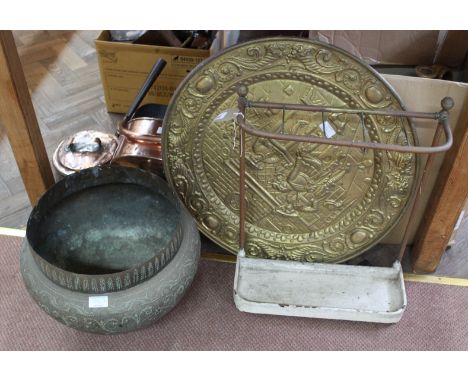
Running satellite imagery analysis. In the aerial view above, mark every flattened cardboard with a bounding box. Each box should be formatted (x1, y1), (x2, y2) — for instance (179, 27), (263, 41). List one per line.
(434, 31), (468, 67)
(315, 31), (440, 65)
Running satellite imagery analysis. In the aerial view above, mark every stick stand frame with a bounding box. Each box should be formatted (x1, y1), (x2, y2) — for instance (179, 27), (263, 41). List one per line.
(233, 85), (453, 323)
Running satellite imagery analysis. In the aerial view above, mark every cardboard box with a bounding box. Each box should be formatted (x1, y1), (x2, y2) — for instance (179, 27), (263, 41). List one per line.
(95, 31), (211, 113)
(381, 74), (468, 244)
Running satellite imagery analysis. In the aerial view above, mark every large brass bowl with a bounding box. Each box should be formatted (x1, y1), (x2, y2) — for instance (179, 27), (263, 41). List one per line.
(26, 166), (183, 293)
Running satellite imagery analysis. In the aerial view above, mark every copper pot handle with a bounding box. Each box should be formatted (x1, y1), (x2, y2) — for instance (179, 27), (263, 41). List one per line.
(118, 121), (163, 143)
(124, 58), (167, 123)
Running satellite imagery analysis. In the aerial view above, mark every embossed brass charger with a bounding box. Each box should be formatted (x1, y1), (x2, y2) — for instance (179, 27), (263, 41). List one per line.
(163, 38), (418, 263)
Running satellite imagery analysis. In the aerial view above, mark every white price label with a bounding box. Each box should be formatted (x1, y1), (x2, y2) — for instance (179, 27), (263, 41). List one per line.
(88, 295), (108, 308)
(319, 121), (336, 138)
(213, 108), (241, 123)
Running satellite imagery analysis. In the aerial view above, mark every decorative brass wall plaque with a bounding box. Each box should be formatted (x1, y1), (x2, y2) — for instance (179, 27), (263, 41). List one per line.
(162, 38), (418, 263)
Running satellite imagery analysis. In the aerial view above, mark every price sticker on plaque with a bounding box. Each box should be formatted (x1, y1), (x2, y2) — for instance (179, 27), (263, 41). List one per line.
(213, 108), (242, 123)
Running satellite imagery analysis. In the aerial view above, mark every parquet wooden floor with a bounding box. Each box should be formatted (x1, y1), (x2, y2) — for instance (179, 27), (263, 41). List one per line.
(0, 31), (120, 228)
(0, 30), (466, 277)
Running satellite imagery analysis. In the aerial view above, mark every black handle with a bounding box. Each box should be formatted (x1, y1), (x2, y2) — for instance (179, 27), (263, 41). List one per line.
(124, 58), (167, 123)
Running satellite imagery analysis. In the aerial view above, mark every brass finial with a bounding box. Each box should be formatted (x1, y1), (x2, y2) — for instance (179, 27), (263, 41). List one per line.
(441, 97), (455, 111)
(237, 85), (248, 97)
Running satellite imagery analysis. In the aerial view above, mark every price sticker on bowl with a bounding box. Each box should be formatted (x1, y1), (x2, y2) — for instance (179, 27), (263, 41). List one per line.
(88, 295), (108, 308)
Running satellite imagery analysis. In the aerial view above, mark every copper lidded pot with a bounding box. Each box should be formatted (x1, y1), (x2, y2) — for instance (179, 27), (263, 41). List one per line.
(52, 130), (118, 179)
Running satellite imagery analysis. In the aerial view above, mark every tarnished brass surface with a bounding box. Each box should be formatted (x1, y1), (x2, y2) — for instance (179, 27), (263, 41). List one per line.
(162, 38), (418, 263)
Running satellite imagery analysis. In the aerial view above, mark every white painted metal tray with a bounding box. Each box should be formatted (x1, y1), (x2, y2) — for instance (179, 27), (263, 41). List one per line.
(234, 250), (407, 323)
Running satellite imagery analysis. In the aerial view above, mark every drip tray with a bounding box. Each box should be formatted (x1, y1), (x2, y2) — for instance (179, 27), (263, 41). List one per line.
(234, 250), (407, 323)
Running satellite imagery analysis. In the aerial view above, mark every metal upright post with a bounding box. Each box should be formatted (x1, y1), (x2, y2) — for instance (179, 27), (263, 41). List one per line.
(397, 98), (454, 262)
(237, 85), (249, 251)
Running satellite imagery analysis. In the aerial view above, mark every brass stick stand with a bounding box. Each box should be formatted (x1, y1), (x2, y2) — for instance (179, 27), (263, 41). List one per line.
(233, 85), (453, 323)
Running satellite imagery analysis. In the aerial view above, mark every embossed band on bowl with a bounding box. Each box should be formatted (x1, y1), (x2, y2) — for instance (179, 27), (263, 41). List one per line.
(26, 166), (183, 294)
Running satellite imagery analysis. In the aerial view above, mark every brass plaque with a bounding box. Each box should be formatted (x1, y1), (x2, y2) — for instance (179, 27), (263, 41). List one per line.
(162, 38), (418, 263)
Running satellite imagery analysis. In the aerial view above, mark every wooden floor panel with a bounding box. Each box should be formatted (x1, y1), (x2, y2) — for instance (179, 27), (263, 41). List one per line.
(0, 30), (116, 228)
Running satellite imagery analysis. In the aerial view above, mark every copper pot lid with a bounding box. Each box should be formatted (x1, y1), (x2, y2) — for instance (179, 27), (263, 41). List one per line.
(53, 130), (118, 176)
